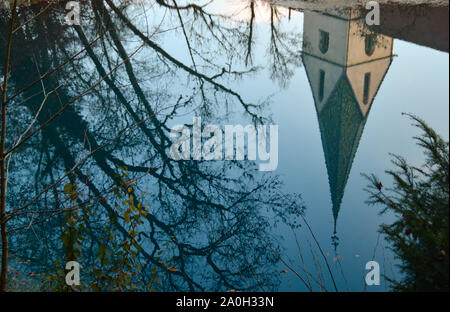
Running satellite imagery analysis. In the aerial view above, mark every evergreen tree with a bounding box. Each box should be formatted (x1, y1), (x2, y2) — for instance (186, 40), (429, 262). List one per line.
(365, 114), (449, 292)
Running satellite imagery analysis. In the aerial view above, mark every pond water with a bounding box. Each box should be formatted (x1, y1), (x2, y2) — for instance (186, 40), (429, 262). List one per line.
(0, 0), (448, 292)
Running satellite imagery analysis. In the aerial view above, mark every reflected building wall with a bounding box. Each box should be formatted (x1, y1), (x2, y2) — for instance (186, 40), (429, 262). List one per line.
(370, 4), (448, 52)
(302, 9), (393, 246)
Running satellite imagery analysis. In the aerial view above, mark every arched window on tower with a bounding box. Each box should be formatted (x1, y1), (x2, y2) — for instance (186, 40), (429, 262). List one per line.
(319, 30), (329, 54)
(363, 72), (371, 105)
(319, 70), (325, 102)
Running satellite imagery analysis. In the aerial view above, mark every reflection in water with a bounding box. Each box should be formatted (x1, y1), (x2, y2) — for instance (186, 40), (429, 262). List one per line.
(371, 3), (449, 52)
(210, 0), (290, 24)
(0, 0), (447, 291)
(302, 8), (393, 248)
(277, 0), (448, 52)
(0, 0), (305, 292)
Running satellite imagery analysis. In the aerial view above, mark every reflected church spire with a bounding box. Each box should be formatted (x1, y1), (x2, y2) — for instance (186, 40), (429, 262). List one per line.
(302, 8), (394, 248)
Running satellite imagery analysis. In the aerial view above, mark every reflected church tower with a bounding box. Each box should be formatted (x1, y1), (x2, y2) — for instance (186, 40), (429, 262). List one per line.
(302, 9), (393, 248)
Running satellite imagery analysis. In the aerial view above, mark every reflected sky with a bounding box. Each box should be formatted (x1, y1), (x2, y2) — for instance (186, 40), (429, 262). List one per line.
(215, 2), (449, 291)
(0, 0), (448, 292)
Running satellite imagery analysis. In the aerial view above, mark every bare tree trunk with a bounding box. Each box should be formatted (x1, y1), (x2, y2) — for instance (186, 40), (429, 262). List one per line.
(1, 0), (17, 292)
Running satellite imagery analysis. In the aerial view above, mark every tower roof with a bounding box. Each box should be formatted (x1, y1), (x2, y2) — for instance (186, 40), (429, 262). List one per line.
(303, 54), (392, 246)
(316, 74), (367, 228)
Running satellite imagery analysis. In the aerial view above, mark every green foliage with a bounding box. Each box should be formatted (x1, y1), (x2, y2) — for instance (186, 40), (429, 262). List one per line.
(43, 168), (164, 292)
(364, 114), (449, 292)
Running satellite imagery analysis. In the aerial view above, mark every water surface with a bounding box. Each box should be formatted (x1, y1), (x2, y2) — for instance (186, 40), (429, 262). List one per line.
(1, 0), (448, 292)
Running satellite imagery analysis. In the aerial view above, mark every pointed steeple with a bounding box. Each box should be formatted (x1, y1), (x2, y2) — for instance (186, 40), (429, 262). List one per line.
(316, 74), (367, 230)
(302, 10), (393, 245)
